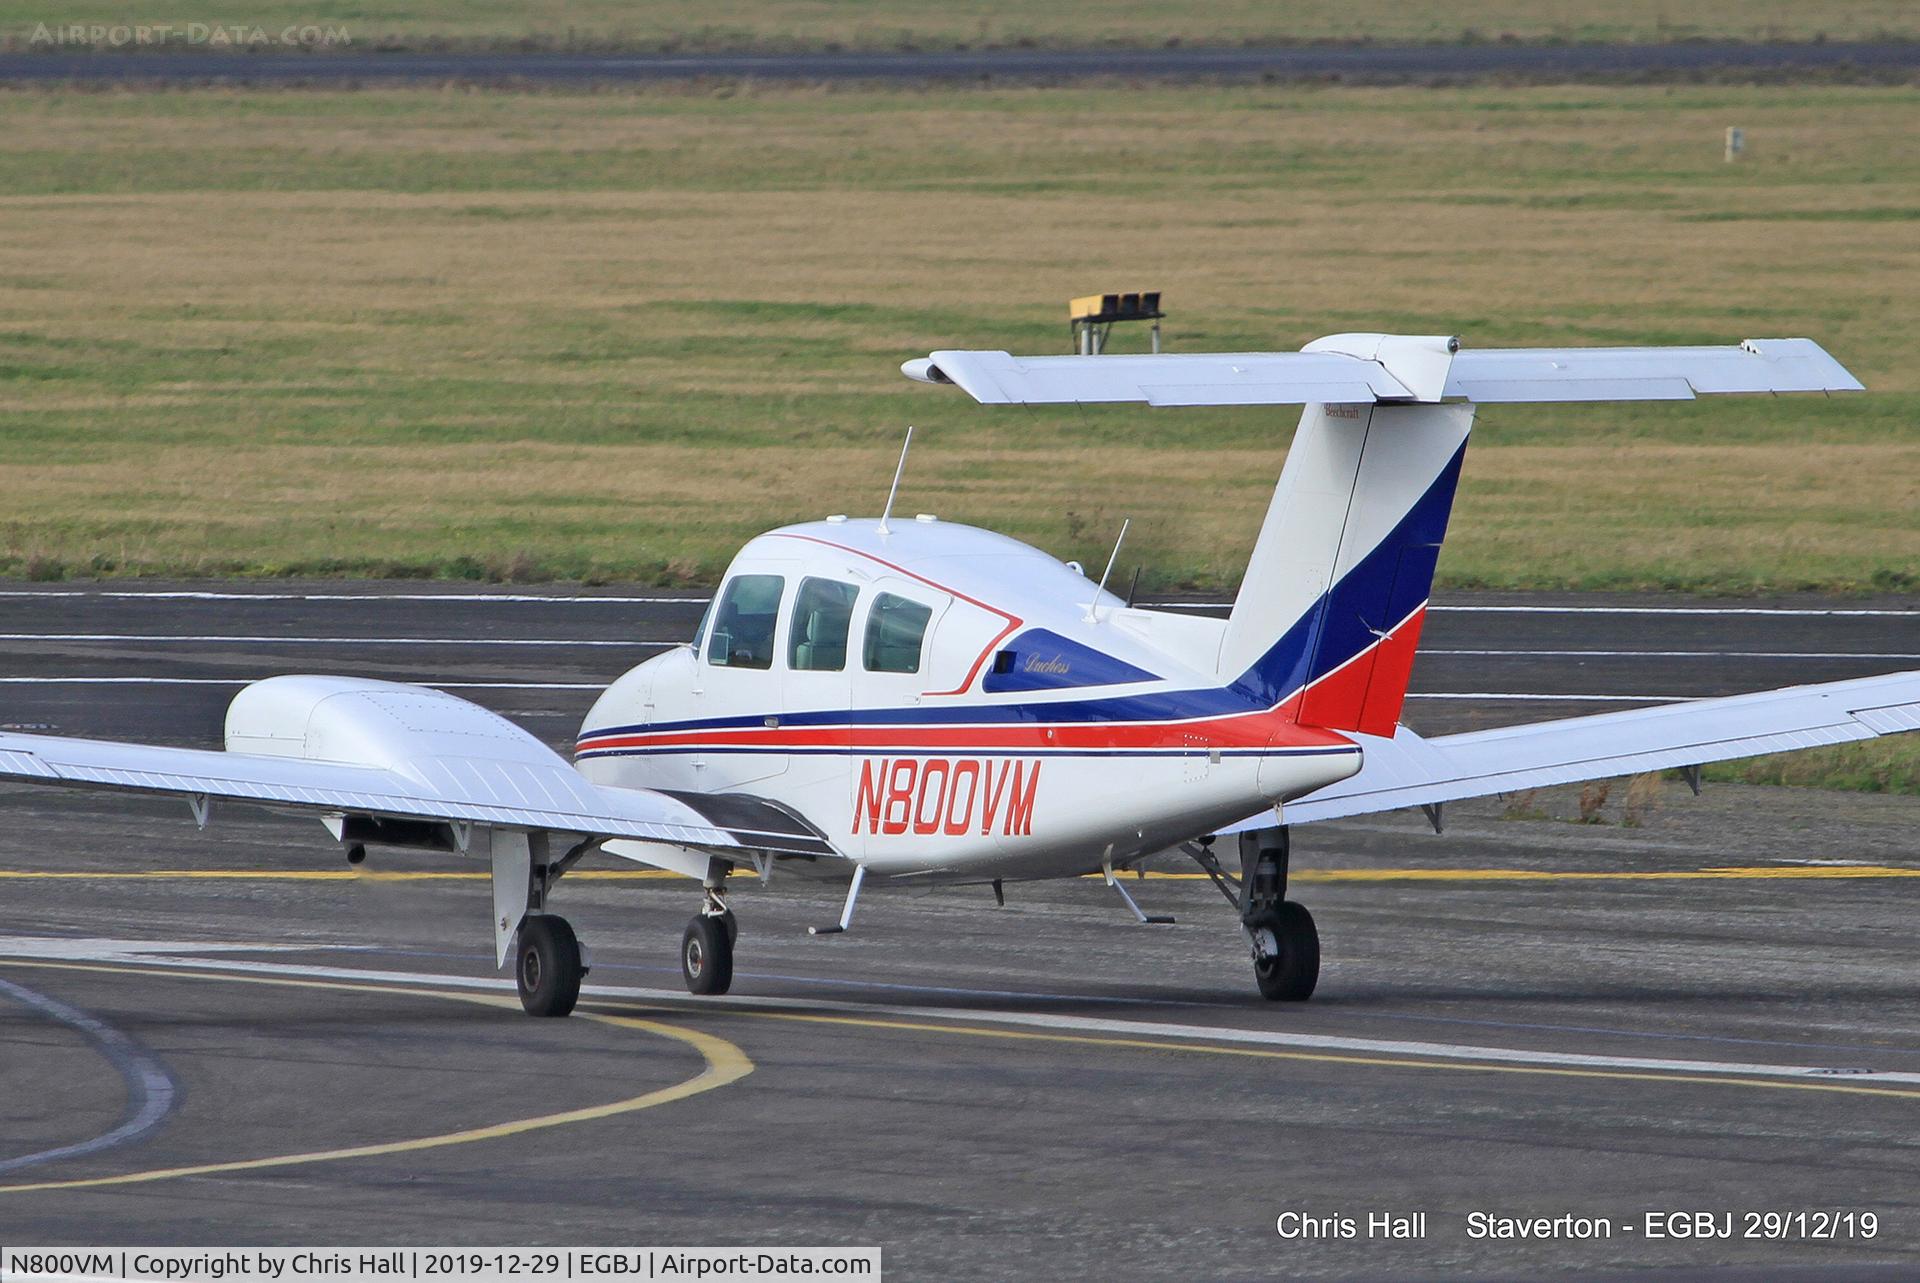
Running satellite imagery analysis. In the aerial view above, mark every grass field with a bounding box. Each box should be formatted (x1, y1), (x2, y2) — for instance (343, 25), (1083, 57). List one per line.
(8, 2), (1918, 51)
(0, 82), (1913, 592)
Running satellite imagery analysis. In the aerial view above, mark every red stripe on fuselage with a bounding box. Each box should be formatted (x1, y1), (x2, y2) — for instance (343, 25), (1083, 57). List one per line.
(578, 705), (1356, 755)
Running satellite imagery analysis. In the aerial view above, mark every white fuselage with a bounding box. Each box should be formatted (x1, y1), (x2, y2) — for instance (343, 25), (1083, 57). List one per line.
(573, 519), (1362, 885)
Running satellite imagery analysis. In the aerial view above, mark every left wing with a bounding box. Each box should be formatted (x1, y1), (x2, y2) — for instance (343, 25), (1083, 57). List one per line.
(1219, 670), (1920, 830)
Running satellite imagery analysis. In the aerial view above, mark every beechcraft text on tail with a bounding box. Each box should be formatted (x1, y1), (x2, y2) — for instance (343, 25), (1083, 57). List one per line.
(3, 330), (1913, 1015)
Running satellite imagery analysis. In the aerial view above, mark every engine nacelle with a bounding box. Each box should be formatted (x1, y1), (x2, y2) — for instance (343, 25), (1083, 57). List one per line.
(225, 674), (575, 788)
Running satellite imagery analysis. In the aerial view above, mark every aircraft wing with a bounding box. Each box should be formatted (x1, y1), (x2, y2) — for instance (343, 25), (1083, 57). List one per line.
(1217, 670), (1920, 831)
(0, 707), (832, 858)
(903, 338), (1861, 407)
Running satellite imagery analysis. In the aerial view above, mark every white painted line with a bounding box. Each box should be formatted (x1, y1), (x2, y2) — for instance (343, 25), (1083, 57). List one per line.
(9, 635), (1906, 661)
(0, 677), (602, 689)
(1144, 602), (1920, 618)
(7, 587), (1904, 618)
(0, 591), (705, 604)
(0, 633), (672, 648)
(1404, 692), (1695, 702)
(1425, 649), (1920, 661)
(1429, 605), (1920, 618)
(0, 672), (1689, 702)
(8, 942), (1914, 1087)
(1, 589), (1911, 617)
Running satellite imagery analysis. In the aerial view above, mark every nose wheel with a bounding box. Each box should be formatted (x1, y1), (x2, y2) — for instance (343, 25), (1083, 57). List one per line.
(682, 913), (736, 995)
(515, 914), (586, 1017)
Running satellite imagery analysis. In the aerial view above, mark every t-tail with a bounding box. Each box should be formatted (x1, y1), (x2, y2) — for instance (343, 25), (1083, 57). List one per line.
(904, 328), (1864, 736)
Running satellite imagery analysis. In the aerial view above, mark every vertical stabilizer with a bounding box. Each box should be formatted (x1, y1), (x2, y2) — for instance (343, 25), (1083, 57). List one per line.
(1218, 401), (1474, 736)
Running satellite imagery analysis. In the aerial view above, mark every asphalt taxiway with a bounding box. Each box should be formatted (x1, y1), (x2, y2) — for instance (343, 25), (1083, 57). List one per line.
(5, 42), (1919, 87)
(2, 584), (1918, 1280)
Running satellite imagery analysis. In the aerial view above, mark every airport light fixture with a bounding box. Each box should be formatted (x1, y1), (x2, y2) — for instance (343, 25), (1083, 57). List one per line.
(1070, 290), (1163, 355)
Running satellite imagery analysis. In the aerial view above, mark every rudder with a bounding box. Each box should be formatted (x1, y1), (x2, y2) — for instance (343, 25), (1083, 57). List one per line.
(1218, 401), (1474, 737)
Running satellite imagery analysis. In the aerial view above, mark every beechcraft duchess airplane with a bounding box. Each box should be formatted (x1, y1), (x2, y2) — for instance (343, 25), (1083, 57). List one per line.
(4, 332), (1916, 1015)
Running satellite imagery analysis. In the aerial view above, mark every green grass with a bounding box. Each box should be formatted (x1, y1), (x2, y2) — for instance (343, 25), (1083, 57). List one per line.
(0, 82), (1914, 590)
(1700, 739), (1920, 794)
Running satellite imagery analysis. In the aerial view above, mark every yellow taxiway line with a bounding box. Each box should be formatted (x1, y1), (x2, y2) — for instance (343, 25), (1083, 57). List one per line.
(0, 946), (1915, 1205)
(0, 865), (1915, 883)
(0, 960), (753, 1195)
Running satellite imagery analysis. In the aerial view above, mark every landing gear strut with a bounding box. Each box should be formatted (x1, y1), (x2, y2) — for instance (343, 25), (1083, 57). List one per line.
(1238, 827), (1318, 1001)
(682, 867), (736, 996)
(487, 830), (593, 1017)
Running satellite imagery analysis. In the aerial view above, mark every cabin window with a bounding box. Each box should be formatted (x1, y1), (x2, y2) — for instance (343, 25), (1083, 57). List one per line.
(863, 592), (932, 674)
(788, 577), (858, 672)
(706, 574), (784, 670)
(690, 601), (713, 653)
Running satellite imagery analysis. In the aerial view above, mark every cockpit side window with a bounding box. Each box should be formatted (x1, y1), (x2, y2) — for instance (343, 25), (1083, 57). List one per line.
(690, 600), (713, 653)
(706, 574), (784, 670)
(788, 578), (858, 672)
(863, 592), (932, 674)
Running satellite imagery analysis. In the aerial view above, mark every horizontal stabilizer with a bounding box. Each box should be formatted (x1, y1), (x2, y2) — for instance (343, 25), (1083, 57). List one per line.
(904, 336), (1862, 407)
(1444, 339), (1862, 403)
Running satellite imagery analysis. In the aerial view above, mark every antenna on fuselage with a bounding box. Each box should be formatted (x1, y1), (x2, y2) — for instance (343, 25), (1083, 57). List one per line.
(1085, 517), (1130, 623)
(876, 425), (914, 536)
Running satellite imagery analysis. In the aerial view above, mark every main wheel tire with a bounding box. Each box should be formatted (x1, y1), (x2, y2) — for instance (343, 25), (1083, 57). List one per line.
(682, 914), (734, 996)
(1251, 900), (1319, 1002)
(516, 914), (584, 1017)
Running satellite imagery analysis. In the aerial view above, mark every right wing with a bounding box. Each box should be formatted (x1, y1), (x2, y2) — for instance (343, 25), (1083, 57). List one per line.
(0, 728), (741, 846)
(0, 676), (834, 858)
(1215, 670), (1920, 831)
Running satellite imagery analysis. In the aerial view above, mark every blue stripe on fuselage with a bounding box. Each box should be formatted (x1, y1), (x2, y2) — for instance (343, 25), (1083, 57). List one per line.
(1227, 439), (1467, 708)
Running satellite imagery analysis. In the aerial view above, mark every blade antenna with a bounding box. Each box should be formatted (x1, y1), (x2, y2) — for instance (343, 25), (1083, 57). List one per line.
(876, 425), (914, 535)
(1085, 517), (1130, 622)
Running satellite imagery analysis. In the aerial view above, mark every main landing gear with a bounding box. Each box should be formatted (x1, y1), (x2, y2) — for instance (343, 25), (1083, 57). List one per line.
(516, 914), (586, 1017)
(681, 869), (737, 996)
(1239, 826), (1319, 1001)
(488, 830), (592, 1018)
(1190, 825), (1319, 1001)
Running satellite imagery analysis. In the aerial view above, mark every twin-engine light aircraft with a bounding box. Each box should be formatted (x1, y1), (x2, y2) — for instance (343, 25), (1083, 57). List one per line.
(5, 332), (1916, 1016)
